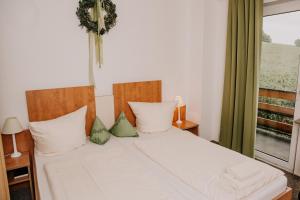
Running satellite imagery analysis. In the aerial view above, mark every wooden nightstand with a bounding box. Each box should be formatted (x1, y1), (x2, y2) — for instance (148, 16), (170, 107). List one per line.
(5, 152), (33, 199)
(173, 120), (199, 136)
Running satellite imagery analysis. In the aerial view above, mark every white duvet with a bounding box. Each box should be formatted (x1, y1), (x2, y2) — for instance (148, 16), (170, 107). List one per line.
(43, 128), (285, 200)
(45, 140), (184, 200)
(134, 129), (284, 200)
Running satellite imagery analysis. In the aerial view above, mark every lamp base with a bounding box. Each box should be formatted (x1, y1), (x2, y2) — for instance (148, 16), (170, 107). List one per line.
(11, 133), (21, 158)
(11, 151), (22, 158)
(176, 120), (182, 124)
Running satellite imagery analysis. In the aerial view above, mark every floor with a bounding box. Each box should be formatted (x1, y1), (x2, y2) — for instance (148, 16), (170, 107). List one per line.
(9, 183), (32, 200)
(256, 130), (290, 162)
(285, 172), (300, 200)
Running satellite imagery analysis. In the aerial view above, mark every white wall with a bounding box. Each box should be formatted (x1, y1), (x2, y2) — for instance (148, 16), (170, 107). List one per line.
(185, 0), (205, 129)
(0, 0), (230, 142)
(0, 0), (190, 128)
(187, 0), (228, 141)
(0, 0), (89, 127)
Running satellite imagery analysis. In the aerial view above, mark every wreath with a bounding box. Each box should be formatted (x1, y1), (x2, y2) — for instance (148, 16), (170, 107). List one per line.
(76, 0), (117, 35)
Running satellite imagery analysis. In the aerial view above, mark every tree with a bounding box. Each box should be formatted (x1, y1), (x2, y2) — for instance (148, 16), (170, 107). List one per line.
(262, 31), (272, 43)
(294, 39), (300, 47)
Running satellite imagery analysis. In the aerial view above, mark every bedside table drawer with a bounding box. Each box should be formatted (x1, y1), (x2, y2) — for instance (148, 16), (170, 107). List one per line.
(7, 166), (30, 186)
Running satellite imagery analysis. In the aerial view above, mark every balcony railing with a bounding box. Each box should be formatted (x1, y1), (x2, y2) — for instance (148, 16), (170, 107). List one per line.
(257, 88), (295, 134)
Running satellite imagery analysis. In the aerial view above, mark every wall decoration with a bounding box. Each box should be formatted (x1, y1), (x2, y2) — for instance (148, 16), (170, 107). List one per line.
(76, 0), (117, 85)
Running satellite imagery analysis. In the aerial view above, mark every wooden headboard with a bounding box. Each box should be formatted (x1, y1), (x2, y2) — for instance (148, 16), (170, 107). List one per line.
(26, 85), (96, 135)
(2, 85), (96, 157)
(113, 80), (162, 126)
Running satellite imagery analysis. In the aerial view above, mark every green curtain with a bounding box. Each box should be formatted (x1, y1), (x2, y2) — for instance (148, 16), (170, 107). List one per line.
(219, 0), (263, 157)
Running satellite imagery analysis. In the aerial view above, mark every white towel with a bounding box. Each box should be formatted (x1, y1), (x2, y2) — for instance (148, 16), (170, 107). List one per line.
(222, 171), (265, 190)
(226, 160), (260, 181)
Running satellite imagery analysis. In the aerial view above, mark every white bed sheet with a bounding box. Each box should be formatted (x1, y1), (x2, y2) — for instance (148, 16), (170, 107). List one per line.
(35, 136), (206, 200)
(35, 128), (287, 200)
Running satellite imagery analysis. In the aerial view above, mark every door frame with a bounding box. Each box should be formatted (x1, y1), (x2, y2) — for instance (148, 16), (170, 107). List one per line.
(255, 1), (300, 173)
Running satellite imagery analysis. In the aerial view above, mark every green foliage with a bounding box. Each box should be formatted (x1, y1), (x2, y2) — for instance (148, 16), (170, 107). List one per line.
(257, 110), (293, 125)
(295, 39), (300, 47)
(259, 73), (298, 92)
(259, 43), (300, 92)
(262, 31), (272, 43)
(257, 42), (300, 134)
(259, 96), (295, 108)
(76, 0), (117, 35)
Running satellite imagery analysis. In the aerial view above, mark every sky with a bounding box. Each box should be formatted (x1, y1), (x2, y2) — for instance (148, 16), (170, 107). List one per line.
(264, 11), (300, 45)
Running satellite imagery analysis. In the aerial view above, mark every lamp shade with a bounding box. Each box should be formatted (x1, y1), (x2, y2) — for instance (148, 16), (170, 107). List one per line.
(175, 96), (185, 107)
(1, 117), (23, 135)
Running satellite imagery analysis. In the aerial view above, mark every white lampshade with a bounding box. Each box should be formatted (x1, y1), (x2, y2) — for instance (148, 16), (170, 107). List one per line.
(175, 96), (185, 107)
(1, 117), (24, 135)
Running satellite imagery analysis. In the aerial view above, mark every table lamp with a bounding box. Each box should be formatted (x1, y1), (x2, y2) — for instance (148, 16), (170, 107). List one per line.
(1, 117), (24, 158)
(175, 96), (185, 124)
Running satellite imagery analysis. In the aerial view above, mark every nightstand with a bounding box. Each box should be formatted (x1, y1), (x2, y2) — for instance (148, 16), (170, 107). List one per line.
(5, 152), (33, 199)
(173, 120), (199, 136)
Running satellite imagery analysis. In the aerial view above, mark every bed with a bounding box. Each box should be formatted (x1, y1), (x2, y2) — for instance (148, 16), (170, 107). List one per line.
(25, 81), (292, 200)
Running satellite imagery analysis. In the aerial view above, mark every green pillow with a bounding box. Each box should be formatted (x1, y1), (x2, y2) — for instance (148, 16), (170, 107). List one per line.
(90, 116), (111, 145)
(110, 112), (138, 137)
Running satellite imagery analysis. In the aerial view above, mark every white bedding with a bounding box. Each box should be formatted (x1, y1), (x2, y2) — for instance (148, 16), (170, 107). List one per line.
(36, 136), (206, 200)
(35, 128), (287, 200)
(134, 129), (285, 199)
(45, 142), (182, 200)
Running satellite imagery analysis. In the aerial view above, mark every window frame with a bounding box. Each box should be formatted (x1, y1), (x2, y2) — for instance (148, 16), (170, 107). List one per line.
(255, 0), (300, 173)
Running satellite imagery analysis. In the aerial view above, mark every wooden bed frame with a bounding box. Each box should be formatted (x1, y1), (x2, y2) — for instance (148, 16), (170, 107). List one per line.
(2, 85), (96, 200)
(26, 85), (96, 135)
(113, 80), (162, 126)
(26, 85), (96, 200)
(113, 80), (186, 126)
(1, 81), (293, 200)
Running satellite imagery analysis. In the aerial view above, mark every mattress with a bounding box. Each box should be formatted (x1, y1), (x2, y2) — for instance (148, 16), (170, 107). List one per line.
(34, 128), (287, 200)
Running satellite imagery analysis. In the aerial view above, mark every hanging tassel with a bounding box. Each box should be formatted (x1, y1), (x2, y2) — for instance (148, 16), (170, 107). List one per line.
(99, 36), (103, 64)
(97, 0), (105, 31)
(96, 0), (104, 66)
(95, 33), (100, 65)
(87, 1), (105, 86)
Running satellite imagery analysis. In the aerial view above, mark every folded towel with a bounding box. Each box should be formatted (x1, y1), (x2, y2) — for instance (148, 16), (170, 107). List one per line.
(226, 160), (260, 181)
(222, 171), (265, 190)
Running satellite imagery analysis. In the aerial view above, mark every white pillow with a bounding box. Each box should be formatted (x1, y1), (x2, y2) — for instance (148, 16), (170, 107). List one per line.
(128, 102), (176, 133)
(29, 106), (87, 156)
